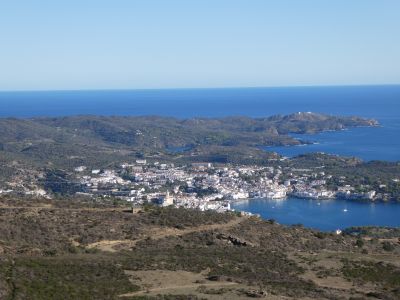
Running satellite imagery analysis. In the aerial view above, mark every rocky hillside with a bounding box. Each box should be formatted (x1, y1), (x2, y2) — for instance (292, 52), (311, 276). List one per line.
(0, 198), (398, 299)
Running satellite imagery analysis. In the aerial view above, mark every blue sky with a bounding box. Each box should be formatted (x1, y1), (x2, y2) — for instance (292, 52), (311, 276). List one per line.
(0, 1), (399, 90)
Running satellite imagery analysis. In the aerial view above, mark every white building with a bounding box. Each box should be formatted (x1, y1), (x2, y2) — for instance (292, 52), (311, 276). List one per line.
(162, 190), (174, 206)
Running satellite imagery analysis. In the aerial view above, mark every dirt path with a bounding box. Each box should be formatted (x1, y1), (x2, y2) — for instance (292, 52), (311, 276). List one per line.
(0, 205), (126, 212)
(119, 282), (237, 298)
(86, 216), (246, 252)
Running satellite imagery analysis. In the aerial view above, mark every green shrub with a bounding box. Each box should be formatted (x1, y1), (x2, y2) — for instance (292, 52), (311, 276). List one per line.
(382, 241), (395, 251)
(355, 239), (364, 248)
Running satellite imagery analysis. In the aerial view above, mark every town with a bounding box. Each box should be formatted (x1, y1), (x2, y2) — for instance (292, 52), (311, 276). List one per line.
(1, 156), (394, 211)
(66, 158), (400, 207)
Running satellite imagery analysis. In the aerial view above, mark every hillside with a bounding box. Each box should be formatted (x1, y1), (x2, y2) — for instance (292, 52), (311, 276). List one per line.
(0, 112), (377, 168)
(0, 113), (377, 148)
(0, 198), (399, 299)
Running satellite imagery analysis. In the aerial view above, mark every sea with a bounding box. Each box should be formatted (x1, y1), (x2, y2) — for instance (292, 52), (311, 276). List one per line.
(0, 85), (399, 230)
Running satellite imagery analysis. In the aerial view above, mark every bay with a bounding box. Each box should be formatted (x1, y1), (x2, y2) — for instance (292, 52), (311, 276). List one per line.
(263, 122), (400, 161)
(231, 197), (400, 231)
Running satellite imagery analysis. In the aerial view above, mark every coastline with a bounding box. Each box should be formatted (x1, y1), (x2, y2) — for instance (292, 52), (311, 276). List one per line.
(230, 194), (397, 204)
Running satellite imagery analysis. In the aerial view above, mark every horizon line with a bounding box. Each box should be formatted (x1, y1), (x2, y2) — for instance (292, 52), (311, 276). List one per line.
(0, 83), (400, 93)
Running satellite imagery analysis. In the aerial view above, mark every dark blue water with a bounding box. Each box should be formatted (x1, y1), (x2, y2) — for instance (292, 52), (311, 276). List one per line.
(264, 122), (400, 161)
(231, 198), (400, 231)
(1, 86), (399, 229)
(0, 85), (399, 119)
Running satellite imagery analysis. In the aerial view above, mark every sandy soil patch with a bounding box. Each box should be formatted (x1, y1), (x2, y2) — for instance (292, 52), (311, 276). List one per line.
(86, 216), (245, 252)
